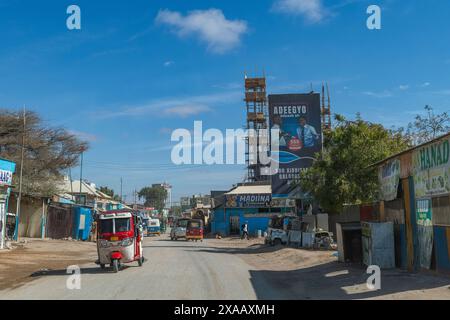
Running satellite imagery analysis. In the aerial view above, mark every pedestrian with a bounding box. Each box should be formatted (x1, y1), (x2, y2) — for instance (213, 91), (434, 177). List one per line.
(241, 222), (249, 240)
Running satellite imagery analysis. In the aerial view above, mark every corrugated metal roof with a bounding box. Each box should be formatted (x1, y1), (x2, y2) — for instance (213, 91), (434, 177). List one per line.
(225, 185), (271, 195)
(371, 132), (450, 167)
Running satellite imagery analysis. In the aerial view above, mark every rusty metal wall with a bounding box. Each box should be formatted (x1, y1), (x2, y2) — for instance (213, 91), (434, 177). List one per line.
(385, 198), (405, 224)
(433, 195), (450, 226)
(46, 205), (74, 239)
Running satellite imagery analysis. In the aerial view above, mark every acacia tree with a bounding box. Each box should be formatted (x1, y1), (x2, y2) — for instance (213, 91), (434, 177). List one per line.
(407, 105), (450, 145)
(299, 114), (410, 214)
(98, 186), (121, 201)
(138, 185), (168, 213)
(0, 109), (88, 196)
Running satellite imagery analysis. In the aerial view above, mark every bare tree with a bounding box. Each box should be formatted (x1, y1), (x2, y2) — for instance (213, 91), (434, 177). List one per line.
(0, 109), (89, 196)
(407, 105), (450, 145)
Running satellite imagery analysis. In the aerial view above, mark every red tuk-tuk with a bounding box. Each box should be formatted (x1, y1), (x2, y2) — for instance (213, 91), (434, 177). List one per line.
(96, 210), (144, 273)
(186, 219), (204, 242)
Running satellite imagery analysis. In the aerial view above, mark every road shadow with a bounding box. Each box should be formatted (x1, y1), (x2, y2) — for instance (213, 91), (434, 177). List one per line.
(30, 263), (143, 278)
(248, 262), (450, 300)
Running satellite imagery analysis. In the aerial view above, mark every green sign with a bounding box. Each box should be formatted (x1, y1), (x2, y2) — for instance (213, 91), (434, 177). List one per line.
(416, 198), (432, 226)
(378, 159), (401, 201)
(413, 137), (450, 198)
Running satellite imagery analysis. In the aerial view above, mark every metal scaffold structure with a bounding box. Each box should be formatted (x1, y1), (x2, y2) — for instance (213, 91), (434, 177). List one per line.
(244, 74), (270, 182)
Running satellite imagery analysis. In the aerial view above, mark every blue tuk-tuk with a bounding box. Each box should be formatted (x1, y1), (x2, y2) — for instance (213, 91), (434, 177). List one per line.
(147, 218), (161, 236)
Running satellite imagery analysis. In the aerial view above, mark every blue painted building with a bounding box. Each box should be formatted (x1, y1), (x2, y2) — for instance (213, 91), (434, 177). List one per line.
(211, 184), (296, 237)
(0, 158), (16, 249)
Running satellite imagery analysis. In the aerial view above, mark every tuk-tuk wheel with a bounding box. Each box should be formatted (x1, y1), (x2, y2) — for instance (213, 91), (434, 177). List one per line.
(112, 259), (119, 273)
(138, 257), (144, 267)
(100, 264), (106, 269)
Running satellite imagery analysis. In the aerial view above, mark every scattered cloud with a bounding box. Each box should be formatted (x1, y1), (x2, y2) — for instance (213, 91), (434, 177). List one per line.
(362, 90), (393, 98)
(163, 60), (174, 67)
(68, 130), (98, 142)
(155, 9), (248, 54)
(272, 0), (328, 23)
(96, 91), (241, 119)
(399, 84), (409, 90)
(431, 89), (450, 95)
(419, 82), (431, 88)
(163, 104), (211, 118)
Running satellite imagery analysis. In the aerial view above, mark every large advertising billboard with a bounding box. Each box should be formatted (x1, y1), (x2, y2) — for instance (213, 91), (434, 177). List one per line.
(268, 93), (322, 198)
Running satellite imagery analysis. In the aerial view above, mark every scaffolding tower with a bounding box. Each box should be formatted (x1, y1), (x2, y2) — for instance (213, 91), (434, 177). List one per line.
(244, 75), (270, 182)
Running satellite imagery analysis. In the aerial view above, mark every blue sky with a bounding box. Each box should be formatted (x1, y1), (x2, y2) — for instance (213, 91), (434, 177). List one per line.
(1, 0), (449, 202)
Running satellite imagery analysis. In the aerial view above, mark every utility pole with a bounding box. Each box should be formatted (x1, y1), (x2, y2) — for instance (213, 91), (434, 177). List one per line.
(14, 107), (26, 241)
(120, 178), (123, 203)
(79, 152), (84, 205)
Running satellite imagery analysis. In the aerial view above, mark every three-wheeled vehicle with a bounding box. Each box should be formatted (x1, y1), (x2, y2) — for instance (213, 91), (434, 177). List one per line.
(96, 210), (144, 273)
(186, 219), (204, 242)
(147, 218), (161, 236)
(170, 218), (190, 241)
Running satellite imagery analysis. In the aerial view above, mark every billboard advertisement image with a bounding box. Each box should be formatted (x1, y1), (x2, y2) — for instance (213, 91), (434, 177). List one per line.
(268, 93), (322, 197)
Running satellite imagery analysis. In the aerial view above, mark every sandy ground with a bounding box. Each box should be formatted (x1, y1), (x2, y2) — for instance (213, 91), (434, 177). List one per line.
(0, 238), (97, 290)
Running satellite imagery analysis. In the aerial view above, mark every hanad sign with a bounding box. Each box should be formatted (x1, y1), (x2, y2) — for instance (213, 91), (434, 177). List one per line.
(378, 159), (400, 201)
(412, 137), (450, 198)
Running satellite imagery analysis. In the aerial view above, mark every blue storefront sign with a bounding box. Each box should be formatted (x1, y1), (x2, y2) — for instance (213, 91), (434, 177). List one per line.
(0, 158), (16, 249)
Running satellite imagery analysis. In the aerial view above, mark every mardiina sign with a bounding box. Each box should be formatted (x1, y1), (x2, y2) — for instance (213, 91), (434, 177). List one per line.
(413, 136), (450, 198)
(378, 159), (401, 201)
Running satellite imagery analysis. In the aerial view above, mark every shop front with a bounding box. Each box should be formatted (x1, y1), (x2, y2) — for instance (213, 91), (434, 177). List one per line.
(211, 184), (296, 237)
(0, 158), (16, 249)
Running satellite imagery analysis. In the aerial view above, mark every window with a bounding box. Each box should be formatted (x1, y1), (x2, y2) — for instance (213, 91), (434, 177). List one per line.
(115, 218), (130, 232)
(99, 219), (113, 233)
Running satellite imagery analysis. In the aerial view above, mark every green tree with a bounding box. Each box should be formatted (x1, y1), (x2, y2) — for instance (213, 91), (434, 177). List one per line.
(138, 185), (168, 213)
(98, 186), (120, 201)
(0, 109), (88, 196)
(407, 105), (450, 145)
(299, 114), (410, 214)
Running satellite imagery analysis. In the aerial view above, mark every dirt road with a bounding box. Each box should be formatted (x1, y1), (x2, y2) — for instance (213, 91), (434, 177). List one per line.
(1, 235), (450, 299)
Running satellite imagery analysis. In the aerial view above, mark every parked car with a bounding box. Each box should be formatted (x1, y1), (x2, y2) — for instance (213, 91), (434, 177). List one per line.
(170, 218), (190, 240)
(265, 214), (297, 246)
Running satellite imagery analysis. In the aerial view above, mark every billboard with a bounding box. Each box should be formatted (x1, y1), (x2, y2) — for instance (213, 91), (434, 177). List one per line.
(268, 93), (322, 198)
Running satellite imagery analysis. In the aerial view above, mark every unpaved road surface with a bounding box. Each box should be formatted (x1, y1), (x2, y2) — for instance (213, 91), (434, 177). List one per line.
(1, 235), (450, 300)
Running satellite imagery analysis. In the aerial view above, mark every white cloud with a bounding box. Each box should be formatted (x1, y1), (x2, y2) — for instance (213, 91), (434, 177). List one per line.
(399, 84), (409, 90)
(420, 82), (431, 87)
(97, 91), (241, 119)
(163, 104), (211, 118)
(155, 9), (248, 53)
(362, 90), (393, 98)
(272, 0), (327, 23)
(68, 130), (98, 142)
(163, 60), (174, 67)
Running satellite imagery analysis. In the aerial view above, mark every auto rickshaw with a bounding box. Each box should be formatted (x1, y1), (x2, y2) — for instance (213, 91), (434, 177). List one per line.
(186, 219), (204, 242)
(96, 209), (144, 273)
(147, 218), (161, 236)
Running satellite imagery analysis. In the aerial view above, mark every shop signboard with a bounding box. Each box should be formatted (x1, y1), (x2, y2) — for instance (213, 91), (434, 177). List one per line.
(416, 198), (433, 269)
(412, 136), (450, 198)
(378, 159), (400, 201)
(225, 194), (271, 208)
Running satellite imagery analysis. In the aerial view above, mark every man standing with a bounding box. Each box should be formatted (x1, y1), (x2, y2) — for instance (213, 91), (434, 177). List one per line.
(296, 116), (319, 148)
(241, 222), (249, 240)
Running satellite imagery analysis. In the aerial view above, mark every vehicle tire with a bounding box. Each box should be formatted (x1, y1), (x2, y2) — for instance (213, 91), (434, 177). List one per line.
(273, 238), (282, 246)
(138, 257), (143, 267)
(100, 264), (106, 269)
(112, 259), (119, 273)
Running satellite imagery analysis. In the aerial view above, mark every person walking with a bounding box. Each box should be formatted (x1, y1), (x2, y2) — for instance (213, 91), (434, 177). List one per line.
(241, 222), (249, 240)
